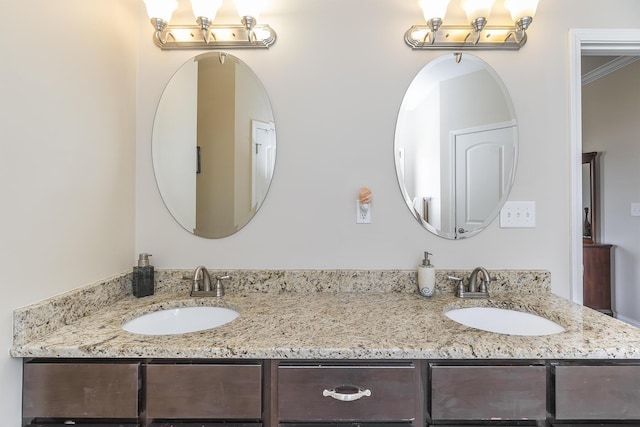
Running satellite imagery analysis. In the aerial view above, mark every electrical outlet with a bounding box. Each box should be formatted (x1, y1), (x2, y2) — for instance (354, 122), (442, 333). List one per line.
(632, 203), (640, 217)
(500, 201), (536, 228)
(356, 200), (371, 224)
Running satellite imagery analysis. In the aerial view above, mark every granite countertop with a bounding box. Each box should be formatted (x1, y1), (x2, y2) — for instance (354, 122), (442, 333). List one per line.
(10, 269), (640, 360)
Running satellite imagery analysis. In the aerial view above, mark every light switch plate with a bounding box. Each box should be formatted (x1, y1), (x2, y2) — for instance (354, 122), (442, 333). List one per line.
(500, 201), (536, 228)
(632, 203), (640, 217)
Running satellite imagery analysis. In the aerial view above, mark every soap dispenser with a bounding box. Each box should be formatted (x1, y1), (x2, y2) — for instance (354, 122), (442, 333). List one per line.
(418, 251), (436, 297)
(133, 253), (154, 298)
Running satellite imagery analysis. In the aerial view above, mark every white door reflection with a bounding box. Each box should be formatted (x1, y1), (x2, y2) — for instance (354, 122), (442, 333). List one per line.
(454, 124), (516, 237)
(252, 119), (276, 209)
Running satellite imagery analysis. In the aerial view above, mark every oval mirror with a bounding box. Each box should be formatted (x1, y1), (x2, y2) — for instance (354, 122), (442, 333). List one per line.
(394, 53), (517, 239)
(152, 52), (276, 238)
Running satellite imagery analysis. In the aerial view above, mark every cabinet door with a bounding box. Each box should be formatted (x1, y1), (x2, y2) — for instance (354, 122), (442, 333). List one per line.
(27, 424), (138, 427)
(554, 424), (628, 427)
(23, 362), (139, 419)
(149, 424), (261, 427)
(583, 244), (613, 314)
(555, 365), (640, 420)
(277, 363), (417, 422)
(430, 365), (546, 421)
(146, 363), (262, 419)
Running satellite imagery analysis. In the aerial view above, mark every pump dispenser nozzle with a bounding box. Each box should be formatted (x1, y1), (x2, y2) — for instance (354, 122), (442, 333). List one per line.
(421, 251), (432, 267)
(138, 253), (152, 267)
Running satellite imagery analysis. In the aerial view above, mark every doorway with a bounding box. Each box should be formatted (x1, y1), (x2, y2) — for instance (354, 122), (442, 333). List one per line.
(569, 29), (640, 312)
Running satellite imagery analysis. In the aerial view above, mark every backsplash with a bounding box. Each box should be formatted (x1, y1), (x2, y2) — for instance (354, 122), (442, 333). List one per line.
(155, 269), (550, 294)
(13, 269), (549, 346)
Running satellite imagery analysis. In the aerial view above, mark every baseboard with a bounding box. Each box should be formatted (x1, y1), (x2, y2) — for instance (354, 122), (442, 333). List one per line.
(615, 313), (640, 328)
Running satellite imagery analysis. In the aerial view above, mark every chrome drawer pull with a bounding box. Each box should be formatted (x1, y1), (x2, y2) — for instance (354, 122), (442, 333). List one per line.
(322, 385), (372, 402)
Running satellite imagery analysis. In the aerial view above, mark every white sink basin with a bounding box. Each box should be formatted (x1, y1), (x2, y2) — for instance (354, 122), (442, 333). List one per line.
(446, 307), (565, 336)
(122, 306), (239, 335)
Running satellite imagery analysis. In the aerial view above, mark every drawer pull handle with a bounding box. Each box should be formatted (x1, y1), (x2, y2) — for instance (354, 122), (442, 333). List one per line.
(323, 385), (372, 402)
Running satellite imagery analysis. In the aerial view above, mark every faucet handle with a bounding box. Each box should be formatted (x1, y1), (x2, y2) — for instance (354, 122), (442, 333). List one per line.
(447, 276), (465, 295)
(214, 275), (231, 297)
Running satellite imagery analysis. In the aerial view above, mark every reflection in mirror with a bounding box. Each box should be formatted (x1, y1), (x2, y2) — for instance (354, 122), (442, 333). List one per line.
(582, 152), (598, 243)
(152, 52), (276, 238)
(394, 53), (518, 239)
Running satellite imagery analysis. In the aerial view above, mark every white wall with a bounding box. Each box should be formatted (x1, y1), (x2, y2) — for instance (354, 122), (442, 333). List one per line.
(0, 0), (137, 424)
(583, 60), (640, 325)
(137, 0), (640, 297)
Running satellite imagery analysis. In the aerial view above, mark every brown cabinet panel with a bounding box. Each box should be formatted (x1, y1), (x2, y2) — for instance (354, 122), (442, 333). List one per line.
(555, 365), (640, 420)
(430, 365), (546, 421)
(22, 362), (139, 419)
(28, 424), (138, 427)
(554, 425), (627, 427)
(277, 364), (417, 422)
(146, 363), (262, 419)
(149, 424), (261, 427)
(583, 244), (613, 314)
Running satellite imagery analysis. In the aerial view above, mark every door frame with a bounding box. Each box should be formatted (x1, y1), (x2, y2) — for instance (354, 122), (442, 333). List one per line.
(569, 29), (640, 304)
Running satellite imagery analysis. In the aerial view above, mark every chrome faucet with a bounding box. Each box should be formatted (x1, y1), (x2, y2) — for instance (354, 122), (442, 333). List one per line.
(448, 267), (492, 299)
(193, 266), (212, 293)
(187, 266), (230, 297)
(469, 266), (491, 293)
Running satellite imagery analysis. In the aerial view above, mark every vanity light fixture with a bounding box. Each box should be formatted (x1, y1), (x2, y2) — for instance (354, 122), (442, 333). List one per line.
(405, 0), (539, 50)
(143, 0), (276, 50)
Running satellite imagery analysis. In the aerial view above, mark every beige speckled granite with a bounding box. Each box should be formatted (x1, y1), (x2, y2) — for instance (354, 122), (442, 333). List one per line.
(12, 273), (132, 347)
(13, 268), (639, 360)
(153, 269), (550, 295)
(12, 269), (549, 347)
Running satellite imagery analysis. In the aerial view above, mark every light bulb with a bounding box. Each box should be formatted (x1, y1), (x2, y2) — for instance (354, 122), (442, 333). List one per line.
(191, 0), (223, 21)
(461, 0), (496, 22)
(143, 0), (178, 22)
(419, 0), (451, 22)
(235, 0), (267, 20)
(504, 0), (539, 21)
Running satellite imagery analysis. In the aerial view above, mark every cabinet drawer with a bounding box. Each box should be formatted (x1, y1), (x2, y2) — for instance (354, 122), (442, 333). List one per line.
(555, 365), (640, 420)
(430, 365), (546, 421)
(23, 362), (140, 419)
(277, 363), (417, 421)
(150, 424), (261, 427)
(146, 363), (262, 419)
(27, 425), (138, 427)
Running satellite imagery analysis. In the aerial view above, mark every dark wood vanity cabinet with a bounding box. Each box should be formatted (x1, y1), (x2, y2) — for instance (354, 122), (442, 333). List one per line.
(27, 425), (138, 427)
(275, 361), (422, 424)
(148, 424), (262, 427)
(21, 360), (263, 427)
(554, 364), (640, 420)
(430, 364), (547, 422)
(145, 362), (262, 419)
(583, 243), (614, 315)
(22, 359), (640, 427)
(22, 360), (140, 423)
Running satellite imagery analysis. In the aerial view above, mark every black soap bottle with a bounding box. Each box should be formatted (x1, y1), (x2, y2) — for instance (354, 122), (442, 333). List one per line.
(133, 253), (154, 298)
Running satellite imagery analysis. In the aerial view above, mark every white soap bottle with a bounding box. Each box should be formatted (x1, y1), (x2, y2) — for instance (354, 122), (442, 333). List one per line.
(418, 251), (436, 297)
